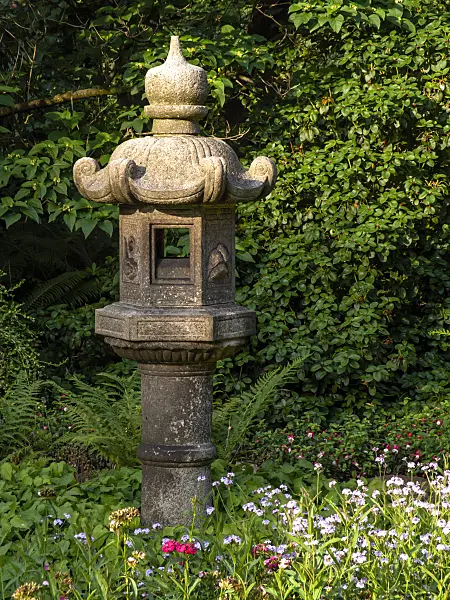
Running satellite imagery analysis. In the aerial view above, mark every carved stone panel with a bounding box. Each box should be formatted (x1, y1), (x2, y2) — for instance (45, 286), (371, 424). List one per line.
(123, 235), (139, 282)
(203, 206), (234, 305)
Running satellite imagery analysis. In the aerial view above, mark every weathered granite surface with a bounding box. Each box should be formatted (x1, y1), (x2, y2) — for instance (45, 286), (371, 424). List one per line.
(73, 36), (277, 526)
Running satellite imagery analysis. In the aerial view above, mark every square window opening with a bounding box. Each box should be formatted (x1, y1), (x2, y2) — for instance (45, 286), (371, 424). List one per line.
(154, 227), (191, 280)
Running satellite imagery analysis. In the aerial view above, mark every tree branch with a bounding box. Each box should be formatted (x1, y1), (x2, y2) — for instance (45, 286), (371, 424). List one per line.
(0, 87), (120, 117)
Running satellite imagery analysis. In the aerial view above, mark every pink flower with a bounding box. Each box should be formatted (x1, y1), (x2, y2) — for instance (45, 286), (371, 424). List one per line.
(43, 563), (50, 571)
(183, 542), (197, 555)
(287, 434), (295, 442)
(264, 555), (280, 572)
(162, 540), (177, 553)
(174, 541), (197, 555)
(252, 543), (268, 556)
(307, 431), (314, 438)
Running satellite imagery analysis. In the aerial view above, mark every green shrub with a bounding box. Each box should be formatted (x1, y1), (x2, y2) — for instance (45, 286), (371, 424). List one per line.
(249, 393), (450, 479)
(0, 277), (41, 392)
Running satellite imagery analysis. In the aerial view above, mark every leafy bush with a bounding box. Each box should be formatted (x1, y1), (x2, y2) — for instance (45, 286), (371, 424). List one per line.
(232, 0), (450, 414)
(249, 394), (450, 480)
(0, 277), (41, 392)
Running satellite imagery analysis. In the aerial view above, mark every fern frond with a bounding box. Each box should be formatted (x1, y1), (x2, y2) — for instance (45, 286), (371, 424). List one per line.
(213, 357), (306, 461)
(54, 372), (141, 467)
(24, 271), (91, 308)
(0, 374), (43, 459)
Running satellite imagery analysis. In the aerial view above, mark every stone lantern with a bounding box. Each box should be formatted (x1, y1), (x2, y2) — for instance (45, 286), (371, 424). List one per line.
(73, 36), (277, 525)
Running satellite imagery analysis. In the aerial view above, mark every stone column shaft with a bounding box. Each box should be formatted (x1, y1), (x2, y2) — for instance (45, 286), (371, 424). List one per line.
(138, 362), (216, 525)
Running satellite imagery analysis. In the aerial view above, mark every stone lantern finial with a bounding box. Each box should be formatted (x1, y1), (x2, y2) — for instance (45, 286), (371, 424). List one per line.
(144, 36), (209, 135)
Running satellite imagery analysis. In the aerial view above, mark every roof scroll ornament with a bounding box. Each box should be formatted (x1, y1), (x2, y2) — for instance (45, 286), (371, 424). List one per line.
(74, 36), (276, 207)
(73, 36), (277, 527)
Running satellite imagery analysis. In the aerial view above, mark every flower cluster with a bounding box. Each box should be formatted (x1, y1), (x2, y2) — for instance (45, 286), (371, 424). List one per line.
(161, 539), (197, 555)
(108, 507), (140, 532)
(12, 583), (41, 600)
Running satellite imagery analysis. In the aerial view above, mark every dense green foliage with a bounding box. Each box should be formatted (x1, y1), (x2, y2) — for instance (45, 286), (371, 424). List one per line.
(2, 0), (450, 421)
(0, 277), (41, 392)
(4, 4), (450, 595)
(2, 0), (450, 477)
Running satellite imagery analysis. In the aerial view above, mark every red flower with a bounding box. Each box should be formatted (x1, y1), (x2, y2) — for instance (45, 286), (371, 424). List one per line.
(173, 541), (197, 555)
(183, 543), (197, 555)
(264, 556), (280, 573)
(162, 540), (177, 553)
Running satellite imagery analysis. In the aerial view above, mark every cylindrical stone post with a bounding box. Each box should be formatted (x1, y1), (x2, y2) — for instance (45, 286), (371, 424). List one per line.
(138, 362), (216, 525)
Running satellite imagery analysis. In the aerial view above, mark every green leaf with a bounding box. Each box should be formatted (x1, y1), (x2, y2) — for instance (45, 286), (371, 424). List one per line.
(63, 212), (76, 231)
(98, 220), (114, 236)
(0, 85), (19, 93)
(10, 516), (30, 529)
(402, 19), (416, 33)
(368, 14), (381, 29)
(0, 94), (14, 107)
(236, 250), (255, 263)
(0, 463), (13, 481)
(21, 206), (41, 223)
(0, 543), (11, 556)
(3, 212), (21, 228)
(79, 218), (97, 238)
(211, 80), (226, 107)
(329, 14), (344, 33)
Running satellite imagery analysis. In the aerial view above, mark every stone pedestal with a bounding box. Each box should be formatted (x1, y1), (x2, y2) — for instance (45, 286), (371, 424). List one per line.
(138, 363), (215, 525)
(97, 303), (255, 525)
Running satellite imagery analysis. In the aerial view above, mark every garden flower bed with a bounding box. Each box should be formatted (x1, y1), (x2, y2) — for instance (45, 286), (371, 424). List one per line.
(2, 457), (450, 599)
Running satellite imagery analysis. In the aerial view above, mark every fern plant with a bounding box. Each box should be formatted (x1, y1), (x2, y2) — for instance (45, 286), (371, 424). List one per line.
(55, 372), (141, 467)
(0, 374), (44, 460)
(24, 270), (101, 309)
(212, 357), (306, 462)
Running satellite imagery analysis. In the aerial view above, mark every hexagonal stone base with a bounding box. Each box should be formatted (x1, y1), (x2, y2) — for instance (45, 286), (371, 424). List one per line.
(95, 302), (255, 343)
